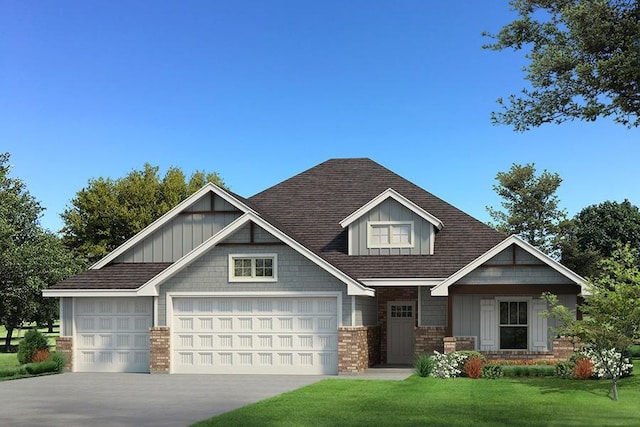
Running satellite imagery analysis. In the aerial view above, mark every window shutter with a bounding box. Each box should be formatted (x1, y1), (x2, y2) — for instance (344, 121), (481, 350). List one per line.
(480, 299), (497, 351)
(531, 299), (548, 351)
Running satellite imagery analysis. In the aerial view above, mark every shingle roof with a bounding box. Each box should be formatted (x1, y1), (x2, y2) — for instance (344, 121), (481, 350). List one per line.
(50, 263), (172, 290)
(248, 158), (505, 279)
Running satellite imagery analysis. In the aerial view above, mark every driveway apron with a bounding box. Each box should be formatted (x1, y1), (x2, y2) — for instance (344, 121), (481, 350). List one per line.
(0, 373), (324, 427)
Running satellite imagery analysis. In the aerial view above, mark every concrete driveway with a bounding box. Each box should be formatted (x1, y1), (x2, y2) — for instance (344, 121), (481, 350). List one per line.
(0, 373), (325, 427)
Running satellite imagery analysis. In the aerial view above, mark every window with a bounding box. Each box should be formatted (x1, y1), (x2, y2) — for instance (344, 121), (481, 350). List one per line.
(368, 222), (413, 248)
(229, 254), (277, 282)
(499, 301), (528, 350)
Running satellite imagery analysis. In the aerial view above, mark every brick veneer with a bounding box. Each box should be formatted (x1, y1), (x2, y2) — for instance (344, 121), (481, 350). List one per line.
(150, 326), (171, 374)
(338, 326), (381, 372)
(376, 287), (418, 364)
(552, 336), (582, 360)
(414, 326), (446, 356)
(55, 336), (73, 372)
(443, 336), (475, 353)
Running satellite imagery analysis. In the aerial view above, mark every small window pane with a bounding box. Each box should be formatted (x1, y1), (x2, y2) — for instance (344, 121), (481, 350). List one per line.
(371, 225), (389, 245)
(518, 302), (528, 324)
(509, 302), (518, 324)
(391, 225), (411, 244)
(234, 259), (252, 277)
(500, 326), (527, 349)
(499, 302), (509, 324)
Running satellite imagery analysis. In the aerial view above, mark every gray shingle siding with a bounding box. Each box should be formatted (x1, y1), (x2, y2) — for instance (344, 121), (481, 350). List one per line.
(456, 265), (574, 285)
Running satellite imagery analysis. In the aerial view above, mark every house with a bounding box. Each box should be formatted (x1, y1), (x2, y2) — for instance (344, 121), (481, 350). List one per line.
(43, 158), (586, 374)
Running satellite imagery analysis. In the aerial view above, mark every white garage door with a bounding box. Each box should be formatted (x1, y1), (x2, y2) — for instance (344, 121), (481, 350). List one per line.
(74, 297), (152, 373)
(172, 296), (339, 375)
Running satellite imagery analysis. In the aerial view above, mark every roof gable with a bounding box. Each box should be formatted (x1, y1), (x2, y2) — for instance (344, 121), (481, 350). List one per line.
(430, 235), (588, 296)
(339, 188), (444, 230)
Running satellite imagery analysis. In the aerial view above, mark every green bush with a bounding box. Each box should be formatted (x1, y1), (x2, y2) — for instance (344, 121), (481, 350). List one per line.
(0, 366), (27, 378)
(50, 352), (66, 372)
(503, 365), (555, 377)
(24, 361), (58, 375)
(456, 351), (486, 362)
(627, 345), (640, 359)
(555, 361), (575, 379)
(414, 354), (435, 378)
(481, 363), (503, 379)
(17, 329), (49, 365)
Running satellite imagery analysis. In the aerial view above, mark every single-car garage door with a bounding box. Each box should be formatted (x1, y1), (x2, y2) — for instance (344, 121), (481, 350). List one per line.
(172, 296), (338, 375)
(74, 297), (152, 372)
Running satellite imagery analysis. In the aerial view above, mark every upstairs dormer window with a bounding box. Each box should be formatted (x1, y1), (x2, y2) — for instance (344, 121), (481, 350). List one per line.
(368, 221), (414, 248)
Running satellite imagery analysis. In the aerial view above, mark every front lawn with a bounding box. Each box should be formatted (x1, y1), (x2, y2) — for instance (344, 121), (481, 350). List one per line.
(194, 361), (640, 427)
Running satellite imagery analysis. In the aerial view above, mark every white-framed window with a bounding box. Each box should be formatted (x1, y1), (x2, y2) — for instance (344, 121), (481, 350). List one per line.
(499, 300), (528, 350)
(367, 221), (414, 248)
(228, 254), (277, 282)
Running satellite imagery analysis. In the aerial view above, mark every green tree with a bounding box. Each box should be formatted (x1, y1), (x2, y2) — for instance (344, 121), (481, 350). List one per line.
(560, 200), (640, 277)
(487, 163), (567, 255)
(544, 243), (640, 401)
(61, 163), (226, 263)
(484, 0), (640, 130)
(0, 153), (83, 352)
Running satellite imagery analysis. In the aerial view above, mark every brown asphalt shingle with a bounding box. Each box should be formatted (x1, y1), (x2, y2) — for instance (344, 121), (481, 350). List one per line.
(50, 263), (172, 290)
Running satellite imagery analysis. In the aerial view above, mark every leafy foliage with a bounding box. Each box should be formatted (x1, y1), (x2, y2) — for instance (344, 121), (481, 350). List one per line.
(487, 163), (567, 255)
(481, 363), (504, 379)
(463, 357), (483, 379)
(413, 354), (435, 377)
(555, 361), (575, 379)
(484, 0), (640, 130)
(61, 163), (226, 263)
(430, 351), (467, 378)
(573, 356), (594, 380)
(17, 329), (49, 364)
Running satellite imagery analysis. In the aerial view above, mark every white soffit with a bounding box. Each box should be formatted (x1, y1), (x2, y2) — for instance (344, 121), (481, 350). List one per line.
(91, 183), (254, 270)
(360, 278), (445, 287)
(339, 188), (444, 230)
(42, 289), (138, 297)
(430, 235), (588, 296)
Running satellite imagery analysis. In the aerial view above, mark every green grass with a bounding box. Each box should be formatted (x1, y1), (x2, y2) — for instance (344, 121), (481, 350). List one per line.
(0, 323), (59, 352)
(0, 353), (19, 369)
(193, 361), (640, 427)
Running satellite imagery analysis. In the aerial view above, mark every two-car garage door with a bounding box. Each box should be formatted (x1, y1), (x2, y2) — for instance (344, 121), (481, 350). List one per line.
(171, 296), (339, 375)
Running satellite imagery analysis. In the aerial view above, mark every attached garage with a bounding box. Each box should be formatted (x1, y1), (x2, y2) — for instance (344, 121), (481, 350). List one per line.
(170, 295), (339, 374)
(74, 297), (153, 373)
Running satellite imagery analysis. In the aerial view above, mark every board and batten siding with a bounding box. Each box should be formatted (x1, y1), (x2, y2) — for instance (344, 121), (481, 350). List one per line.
(157, 244), (353, 327)
(348, 198), (433, 255)
(354, 295), (378, 326)
(420, 289), (447, 326)
(113, 193), (244, 263)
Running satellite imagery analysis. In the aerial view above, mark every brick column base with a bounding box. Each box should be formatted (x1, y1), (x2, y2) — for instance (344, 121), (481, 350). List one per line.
(55, 336), (73, 372)
(443, 336), (476, 354)
(553, 336), (581, 360)
(150, 326), (170, 374)
(414, 326), (446, 356)
(338, 326), (380, 373)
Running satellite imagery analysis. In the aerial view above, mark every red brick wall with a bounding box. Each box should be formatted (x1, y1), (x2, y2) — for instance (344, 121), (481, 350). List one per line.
(553, 337), (582, 360)
(414, 326), (446, 356)
(376, 287), (418, 364)
(338, 326), (381, 372)
(150, 326), (170, 373)
(443, 336), (475, 354)
(55, 336), (73, 372)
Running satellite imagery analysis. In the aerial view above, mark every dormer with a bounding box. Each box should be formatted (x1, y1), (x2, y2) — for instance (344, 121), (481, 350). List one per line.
(339, 188), (443, 255)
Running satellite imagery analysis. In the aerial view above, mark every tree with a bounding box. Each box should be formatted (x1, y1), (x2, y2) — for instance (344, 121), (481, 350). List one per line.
(544, 243), (640, 400)
(560, 200), (640, 277)
(487, 163), (567, 255)
(484, 0), (640, 130)
(61, 163), (226, 263)
(0, 153), (83, 352)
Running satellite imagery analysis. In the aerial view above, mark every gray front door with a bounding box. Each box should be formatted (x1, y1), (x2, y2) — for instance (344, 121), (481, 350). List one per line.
(387, 301), (415, 364)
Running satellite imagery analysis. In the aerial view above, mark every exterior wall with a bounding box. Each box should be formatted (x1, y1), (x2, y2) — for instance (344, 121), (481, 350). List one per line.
(376, 287), (418, 364)
(55, 337), (73, 372)
(349, 199), (433, 255)
(414, 326), (445, 355)
(457, 265), (574, 285)
(338, 326), (381, 372)
(443, 336), (475, 353)
(157, 244), (351, 327)
(354, 295), (378, 326)
(420, 288), (446, 326)
(149, 326), (170, 373)
(114, 193), (244, 263)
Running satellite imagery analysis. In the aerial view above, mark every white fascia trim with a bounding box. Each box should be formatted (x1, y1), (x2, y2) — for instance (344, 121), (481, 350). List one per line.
(137, 211), (375, 297)
(430, 235), (588, 297)
(91, 183), (254, 270)
(42, 289), (138, 297)
(137, 213), (253, 296)
(360, 278), (445, 287)
(339, 188), (444, 230)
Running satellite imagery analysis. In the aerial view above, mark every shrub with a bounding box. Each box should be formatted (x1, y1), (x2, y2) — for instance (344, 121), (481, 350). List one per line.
(582, 347), (634, 379)
(627, 344), (640, 359)
(17, 329), (49, 365)
(457, 351), (486, 363)
(573, 357), (594, 380)
(555, 361), (575, 379)
(50, 352), (67, 373)
(24, 361), (58, 375)
(481, 363), (503, 379)
(464, 357), (483, 379)
(31, 348), (51, 363)
(431, 351), (467, 378)
(0, 366), (27, 378)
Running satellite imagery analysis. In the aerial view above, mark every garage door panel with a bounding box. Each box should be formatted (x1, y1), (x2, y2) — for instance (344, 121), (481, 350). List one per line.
(172, 296), (338, 375)
(74, 297), (152, 373)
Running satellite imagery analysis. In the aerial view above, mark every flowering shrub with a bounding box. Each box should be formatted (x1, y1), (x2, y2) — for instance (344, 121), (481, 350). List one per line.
(582, 347), (634, 379)
(431, 351), (467, 378)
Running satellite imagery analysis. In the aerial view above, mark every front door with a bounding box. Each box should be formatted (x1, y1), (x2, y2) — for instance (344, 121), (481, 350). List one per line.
(387, 301), (415, 364)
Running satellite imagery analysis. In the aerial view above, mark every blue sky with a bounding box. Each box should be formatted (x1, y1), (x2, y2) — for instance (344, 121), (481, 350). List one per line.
(2, 1), (638, 233)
